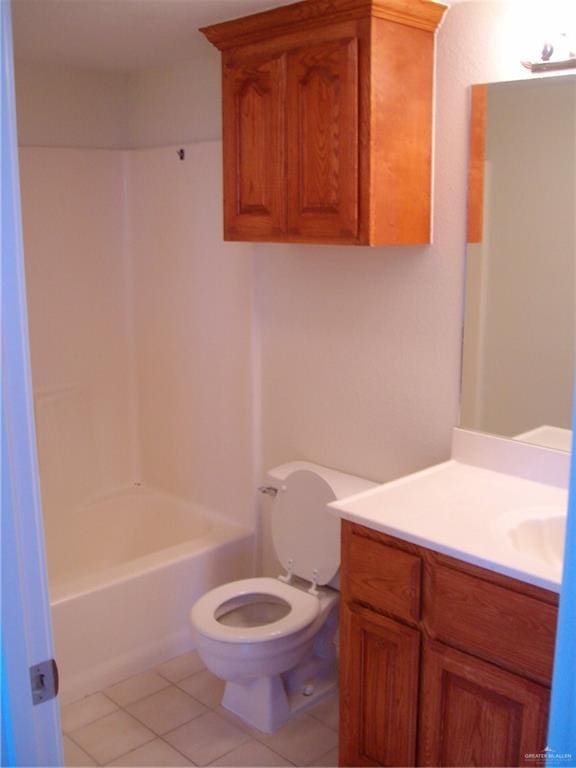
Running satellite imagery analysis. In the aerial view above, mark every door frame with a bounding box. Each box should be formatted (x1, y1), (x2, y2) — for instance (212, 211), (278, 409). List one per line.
(1, 0), (63, 764)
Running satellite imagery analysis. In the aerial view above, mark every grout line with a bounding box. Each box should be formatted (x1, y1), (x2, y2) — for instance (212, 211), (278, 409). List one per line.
(101, 735), (196, 767)
(99, 732), (158, 767)
(307, 744), (339, 768)
(65, 651), (338, 767)
(203, 734), (253, 767)
(159, 736), (200, 767)
(61, 732), (99, 768)
(121, 692), (208, 739)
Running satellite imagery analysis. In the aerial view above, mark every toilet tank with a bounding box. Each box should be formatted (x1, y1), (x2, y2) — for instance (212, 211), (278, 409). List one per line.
(265, 462), (377, 588)
(267, 461), (377, 500)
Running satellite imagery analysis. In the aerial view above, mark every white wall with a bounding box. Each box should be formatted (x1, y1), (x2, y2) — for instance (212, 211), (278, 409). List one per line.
(20, 148), (139, 523)
(15, 62), (131, 148)
(126, 48), (221, 147)
(15, 48), (221, 150)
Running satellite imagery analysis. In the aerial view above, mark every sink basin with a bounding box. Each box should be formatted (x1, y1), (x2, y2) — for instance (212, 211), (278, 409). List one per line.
(495, 507), (566, 568)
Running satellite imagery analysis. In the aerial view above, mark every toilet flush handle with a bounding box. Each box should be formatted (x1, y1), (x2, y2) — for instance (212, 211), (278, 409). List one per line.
(258, 486), (278, 497)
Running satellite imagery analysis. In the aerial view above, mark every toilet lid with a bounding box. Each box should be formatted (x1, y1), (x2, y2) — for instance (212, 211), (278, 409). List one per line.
(271, 469), (340, 585)
(189, 577), (320, 642)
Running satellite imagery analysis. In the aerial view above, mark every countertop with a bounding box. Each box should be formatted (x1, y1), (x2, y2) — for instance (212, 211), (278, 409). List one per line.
(329, 457), (568, 592)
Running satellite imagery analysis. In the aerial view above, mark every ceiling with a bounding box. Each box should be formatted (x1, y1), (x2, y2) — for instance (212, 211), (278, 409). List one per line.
(11, 0), (291, 72)
(12, 0), (467, 73)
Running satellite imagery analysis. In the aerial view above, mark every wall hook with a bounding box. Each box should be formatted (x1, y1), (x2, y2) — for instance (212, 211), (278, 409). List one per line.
(177, 148), (185, 160)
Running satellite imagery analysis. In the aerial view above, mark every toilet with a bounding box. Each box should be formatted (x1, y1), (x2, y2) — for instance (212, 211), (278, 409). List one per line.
(189, 461), (375, 732)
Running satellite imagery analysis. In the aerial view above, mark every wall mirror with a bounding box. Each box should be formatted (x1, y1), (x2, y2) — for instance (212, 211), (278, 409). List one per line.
(461, 75), (576, 452)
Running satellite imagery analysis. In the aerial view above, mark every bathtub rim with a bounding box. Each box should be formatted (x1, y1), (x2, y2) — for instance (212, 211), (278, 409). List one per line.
(50, 522), (253, 604)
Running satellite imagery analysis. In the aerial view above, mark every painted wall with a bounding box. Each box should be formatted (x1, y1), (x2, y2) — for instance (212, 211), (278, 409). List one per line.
(126, 48), (221, 147)
(20, 148), (139, 525)
(15, 62), (131, 148)
(15, 49), (221, 149)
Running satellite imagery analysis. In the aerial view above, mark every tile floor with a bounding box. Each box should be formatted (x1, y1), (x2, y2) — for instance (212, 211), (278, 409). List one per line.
(61, 651), (339, 767)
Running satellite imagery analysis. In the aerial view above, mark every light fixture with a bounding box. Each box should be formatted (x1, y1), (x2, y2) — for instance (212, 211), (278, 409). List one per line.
(522, 33), (576, 72)
(520, 3), (576, 72)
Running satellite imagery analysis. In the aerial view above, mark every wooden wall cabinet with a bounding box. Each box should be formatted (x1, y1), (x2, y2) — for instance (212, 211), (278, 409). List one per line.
(201, 0), (447, 246)
(340, 521), (558, 767)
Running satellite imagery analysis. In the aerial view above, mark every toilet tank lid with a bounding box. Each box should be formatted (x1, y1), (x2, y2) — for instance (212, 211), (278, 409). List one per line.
(267, 462), (377, 586)
(267, 461), (377, 499)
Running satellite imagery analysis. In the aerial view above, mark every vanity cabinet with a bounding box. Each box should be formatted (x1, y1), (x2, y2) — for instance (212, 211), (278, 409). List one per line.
(340, 521), (558, 767)
(419, 641), (550, 767)
(340, 603), (420, 766)
(200, 0), (447, 246)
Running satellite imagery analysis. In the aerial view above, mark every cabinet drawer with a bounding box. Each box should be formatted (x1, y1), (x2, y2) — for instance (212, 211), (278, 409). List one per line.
(425, 564), (557, 684)
(344, 527), (421, 624)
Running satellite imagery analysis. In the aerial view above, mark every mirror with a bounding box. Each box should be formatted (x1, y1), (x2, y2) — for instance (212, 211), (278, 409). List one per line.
(461, 75), (576, 452)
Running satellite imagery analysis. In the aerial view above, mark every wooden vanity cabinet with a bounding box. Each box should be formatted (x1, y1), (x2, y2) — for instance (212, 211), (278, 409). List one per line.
(419, 641), (550, 767)
(200, 0), (447, 246)
(340, 521), (558, 767)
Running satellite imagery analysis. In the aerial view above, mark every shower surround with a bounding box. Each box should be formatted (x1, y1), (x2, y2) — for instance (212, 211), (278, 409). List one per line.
(20, 142), (257, 701)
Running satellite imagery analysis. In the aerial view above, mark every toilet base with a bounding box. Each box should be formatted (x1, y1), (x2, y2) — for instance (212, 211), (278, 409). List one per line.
(222, 662), (338, 733)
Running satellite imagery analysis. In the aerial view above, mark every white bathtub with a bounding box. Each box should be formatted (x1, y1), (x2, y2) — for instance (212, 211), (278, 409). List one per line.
(45, 486), (254, 704)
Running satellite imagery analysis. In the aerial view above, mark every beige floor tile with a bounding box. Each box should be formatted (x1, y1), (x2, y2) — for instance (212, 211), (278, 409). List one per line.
(165, 710), (251, 766)
(126, 686), (207, 735)
(62, 735), (97, 766)
(213, 705), (267, 740)
(107, 738), (193, 766)
(61, 692), (118, 733)
(258, 714), (338, 766)
(209, 739), (294, 766)
(307, 694), (339, 731)
(104, 671), (170, 707)
(310, 746), (339, 767)
(156, 651), (205, 682)
(70, 710), (155, 765)
(178, 669), (225, 709)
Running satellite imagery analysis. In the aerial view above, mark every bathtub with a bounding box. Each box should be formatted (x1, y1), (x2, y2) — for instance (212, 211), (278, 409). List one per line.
(45, 486), (254, 704)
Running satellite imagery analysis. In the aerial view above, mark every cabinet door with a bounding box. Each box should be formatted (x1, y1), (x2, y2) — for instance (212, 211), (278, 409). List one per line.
(340, 603), (419, 766)
(222, 50), (287, 239)
(419, 640), (550, 767)
(286, 37), (359, 241)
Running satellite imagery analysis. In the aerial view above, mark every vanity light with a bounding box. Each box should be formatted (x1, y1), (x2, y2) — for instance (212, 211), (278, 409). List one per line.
(520, 2), (576, 72)
(522, 34), (576, 72)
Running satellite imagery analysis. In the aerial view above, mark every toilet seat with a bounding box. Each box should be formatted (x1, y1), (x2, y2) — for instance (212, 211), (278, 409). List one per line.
(190, 577), (320, 643)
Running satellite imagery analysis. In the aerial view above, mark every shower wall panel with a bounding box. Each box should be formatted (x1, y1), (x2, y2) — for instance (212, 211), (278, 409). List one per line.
(20, 148), (140, 518)
(127, 141), (256, 529)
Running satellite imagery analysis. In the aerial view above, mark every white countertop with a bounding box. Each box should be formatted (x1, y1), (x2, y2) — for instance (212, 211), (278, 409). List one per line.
(329, 458), (568, 592)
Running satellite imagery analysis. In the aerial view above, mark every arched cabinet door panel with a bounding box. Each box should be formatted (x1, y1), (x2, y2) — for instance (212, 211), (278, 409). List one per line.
(222, 51), (287, 239)
(286, 37), (359, 241)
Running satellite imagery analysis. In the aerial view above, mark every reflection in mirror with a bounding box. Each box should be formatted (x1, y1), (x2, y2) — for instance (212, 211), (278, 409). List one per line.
(461, 76), (576, 452)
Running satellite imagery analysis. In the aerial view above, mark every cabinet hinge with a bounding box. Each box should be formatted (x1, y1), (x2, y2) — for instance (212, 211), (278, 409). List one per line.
(29, 659), (59, 705)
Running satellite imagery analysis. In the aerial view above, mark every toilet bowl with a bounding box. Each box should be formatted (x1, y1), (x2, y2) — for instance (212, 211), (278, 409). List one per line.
(188, 461), (375, 732)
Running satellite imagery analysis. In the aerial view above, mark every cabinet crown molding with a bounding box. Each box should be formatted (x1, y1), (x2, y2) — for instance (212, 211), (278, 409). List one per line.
(200, 0), (448, 51)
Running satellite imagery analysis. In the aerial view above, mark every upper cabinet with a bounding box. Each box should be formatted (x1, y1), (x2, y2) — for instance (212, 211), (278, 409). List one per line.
(201, 0), (447, 246)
